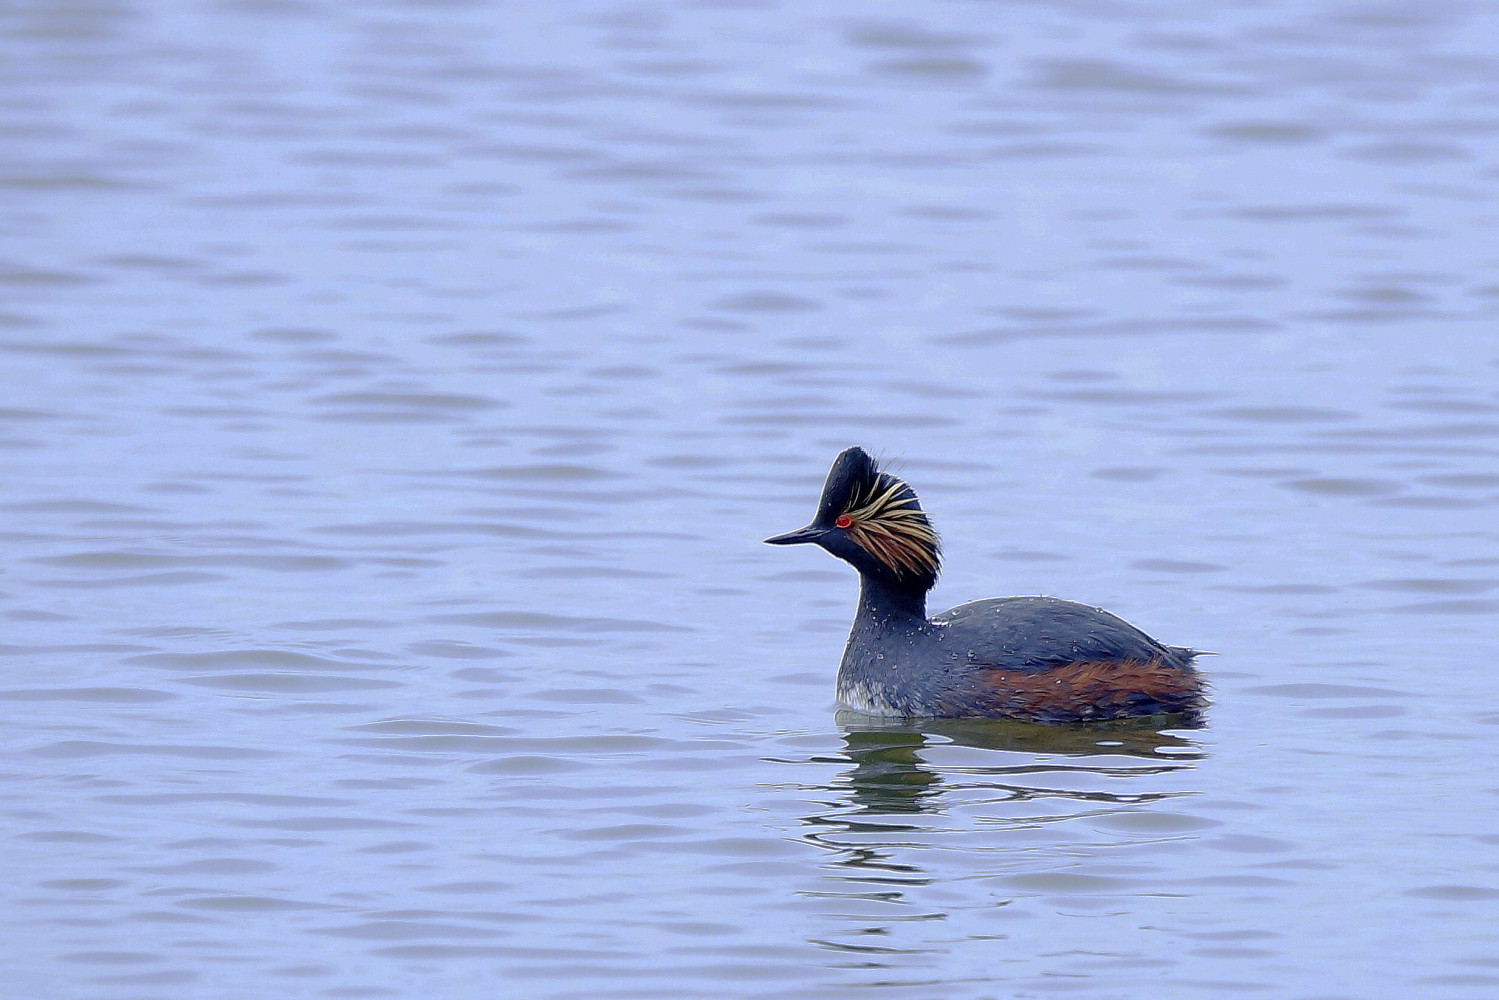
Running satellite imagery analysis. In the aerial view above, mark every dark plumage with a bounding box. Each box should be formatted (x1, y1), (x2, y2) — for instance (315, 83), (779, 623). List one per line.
(765, 447), (1204, 723)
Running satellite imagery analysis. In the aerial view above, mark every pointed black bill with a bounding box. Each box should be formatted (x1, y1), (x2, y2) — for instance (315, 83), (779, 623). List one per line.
(763, 525), (826, 546)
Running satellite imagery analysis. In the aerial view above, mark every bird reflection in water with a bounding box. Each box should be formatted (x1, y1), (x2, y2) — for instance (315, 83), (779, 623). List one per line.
(829, 710), (1204, 817)
(794, 715), (1208, 966)
(796, 713), (1205, 885)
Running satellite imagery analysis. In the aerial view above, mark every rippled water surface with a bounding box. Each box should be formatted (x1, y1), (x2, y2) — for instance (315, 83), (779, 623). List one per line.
(5, 1), (1499, 997)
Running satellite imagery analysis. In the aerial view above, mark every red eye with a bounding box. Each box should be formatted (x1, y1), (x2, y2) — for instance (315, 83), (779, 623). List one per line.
(835, 514), (853, 528)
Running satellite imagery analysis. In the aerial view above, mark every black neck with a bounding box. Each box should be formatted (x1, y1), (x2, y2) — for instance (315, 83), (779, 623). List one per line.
(856, 573), (928, 623)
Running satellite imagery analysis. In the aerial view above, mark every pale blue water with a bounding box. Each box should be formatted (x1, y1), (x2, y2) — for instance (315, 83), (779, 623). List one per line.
(3, 2), (1499, 998)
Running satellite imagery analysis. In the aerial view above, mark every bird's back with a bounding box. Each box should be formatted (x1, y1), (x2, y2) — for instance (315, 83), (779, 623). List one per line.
(932, 596), (1196, 671)
(928, 596), (1202, 722)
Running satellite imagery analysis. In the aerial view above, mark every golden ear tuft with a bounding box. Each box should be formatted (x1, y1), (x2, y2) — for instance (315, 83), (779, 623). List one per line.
(841, 474), (940, 581)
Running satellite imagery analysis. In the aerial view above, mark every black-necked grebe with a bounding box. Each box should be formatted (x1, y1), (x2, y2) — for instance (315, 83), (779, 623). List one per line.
(765, 447), (1204, 723)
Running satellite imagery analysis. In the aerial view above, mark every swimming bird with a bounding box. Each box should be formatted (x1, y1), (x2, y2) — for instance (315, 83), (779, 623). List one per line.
(765, 447), (1204, 722)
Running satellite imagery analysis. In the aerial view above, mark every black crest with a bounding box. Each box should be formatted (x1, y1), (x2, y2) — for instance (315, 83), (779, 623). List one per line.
(818, 447), (941, 584)
(814, 446), (883, 523)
